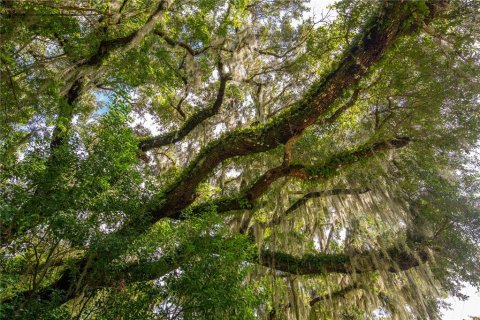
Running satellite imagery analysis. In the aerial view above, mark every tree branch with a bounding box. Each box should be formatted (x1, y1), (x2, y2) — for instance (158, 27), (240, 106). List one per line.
(309, 284), (360, 307)
(184, 137), (410, 219)
(148, 1), (445, 218)
(56, 245), (432, 293)
(323, 87), (361, 125)
(23, 245), (429, 301)
(284, 188), (370, 216)
(153, 29), (210, 56)
(260, 246), (431, 276)
(139, 64), (231, 151)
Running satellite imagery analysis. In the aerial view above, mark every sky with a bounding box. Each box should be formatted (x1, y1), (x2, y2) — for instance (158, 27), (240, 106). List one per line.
(307, 1), (480, 319)
(442, 283), (480, 320)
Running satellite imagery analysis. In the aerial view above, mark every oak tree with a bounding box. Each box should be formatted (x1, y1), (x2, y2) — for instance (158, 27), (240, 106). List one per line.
(1, 0), (479, 319)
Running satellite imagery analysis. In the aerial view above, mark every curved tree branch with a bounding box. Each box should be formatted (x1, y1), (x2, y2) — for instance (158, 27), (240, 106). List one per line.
(153, 29), (210, 56)
(116, 245), (431, 285)
(185, 137), (410, 219)
(323, 87), (361, 125)
(139, 64), (231, 151)
(149, 1), (447, 218)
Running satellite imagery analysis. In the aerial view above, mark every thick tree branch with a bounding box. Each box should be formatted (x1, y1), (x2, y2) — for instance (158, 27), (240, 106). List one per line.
(185, 137), (410, 218)
(259, 246), (431, 276)
(75, 245), (433, 291)
(149, 1), (447, 218)
(283, 134), (302, 165)
(118, 246), (430, 286)
(26, 245), (429, 300)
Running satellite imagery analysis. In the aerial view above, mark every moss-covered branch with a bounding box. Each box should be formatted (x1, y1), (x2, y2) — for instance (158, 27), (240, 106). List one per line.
(48, 0), (169, 151)
(148, 1), (446, 219)
(65, 245), (432, 290)
(183, 137), (409, 219)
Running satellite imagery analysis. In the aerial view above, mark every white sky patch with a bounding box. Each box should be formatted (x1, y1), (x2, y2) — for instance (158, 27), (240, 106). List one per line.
(209, 69), (219, 83)
(98, 211), (126, 234)
(372, 308), (391, 319)
(226, 168), (241, 179)
(72, 114), (80, 125)
(313, 237), (321, 250)
(308, 0), (338, 21)
(442, 284), (480, 319)
(338, 227), (346, 242)
(130, 111), (161, 135)
(213, 123), (226, 135)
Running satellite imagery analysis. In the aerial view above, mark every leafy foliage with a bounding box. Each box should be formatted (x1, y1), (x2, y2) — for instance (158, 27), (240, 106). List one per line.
(1, 0), (479, 319)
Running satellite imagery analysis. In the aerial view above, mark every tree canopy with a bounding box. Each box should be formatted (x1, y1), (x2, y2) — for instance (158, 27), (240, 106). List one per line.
(0, 0), (479, 319)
